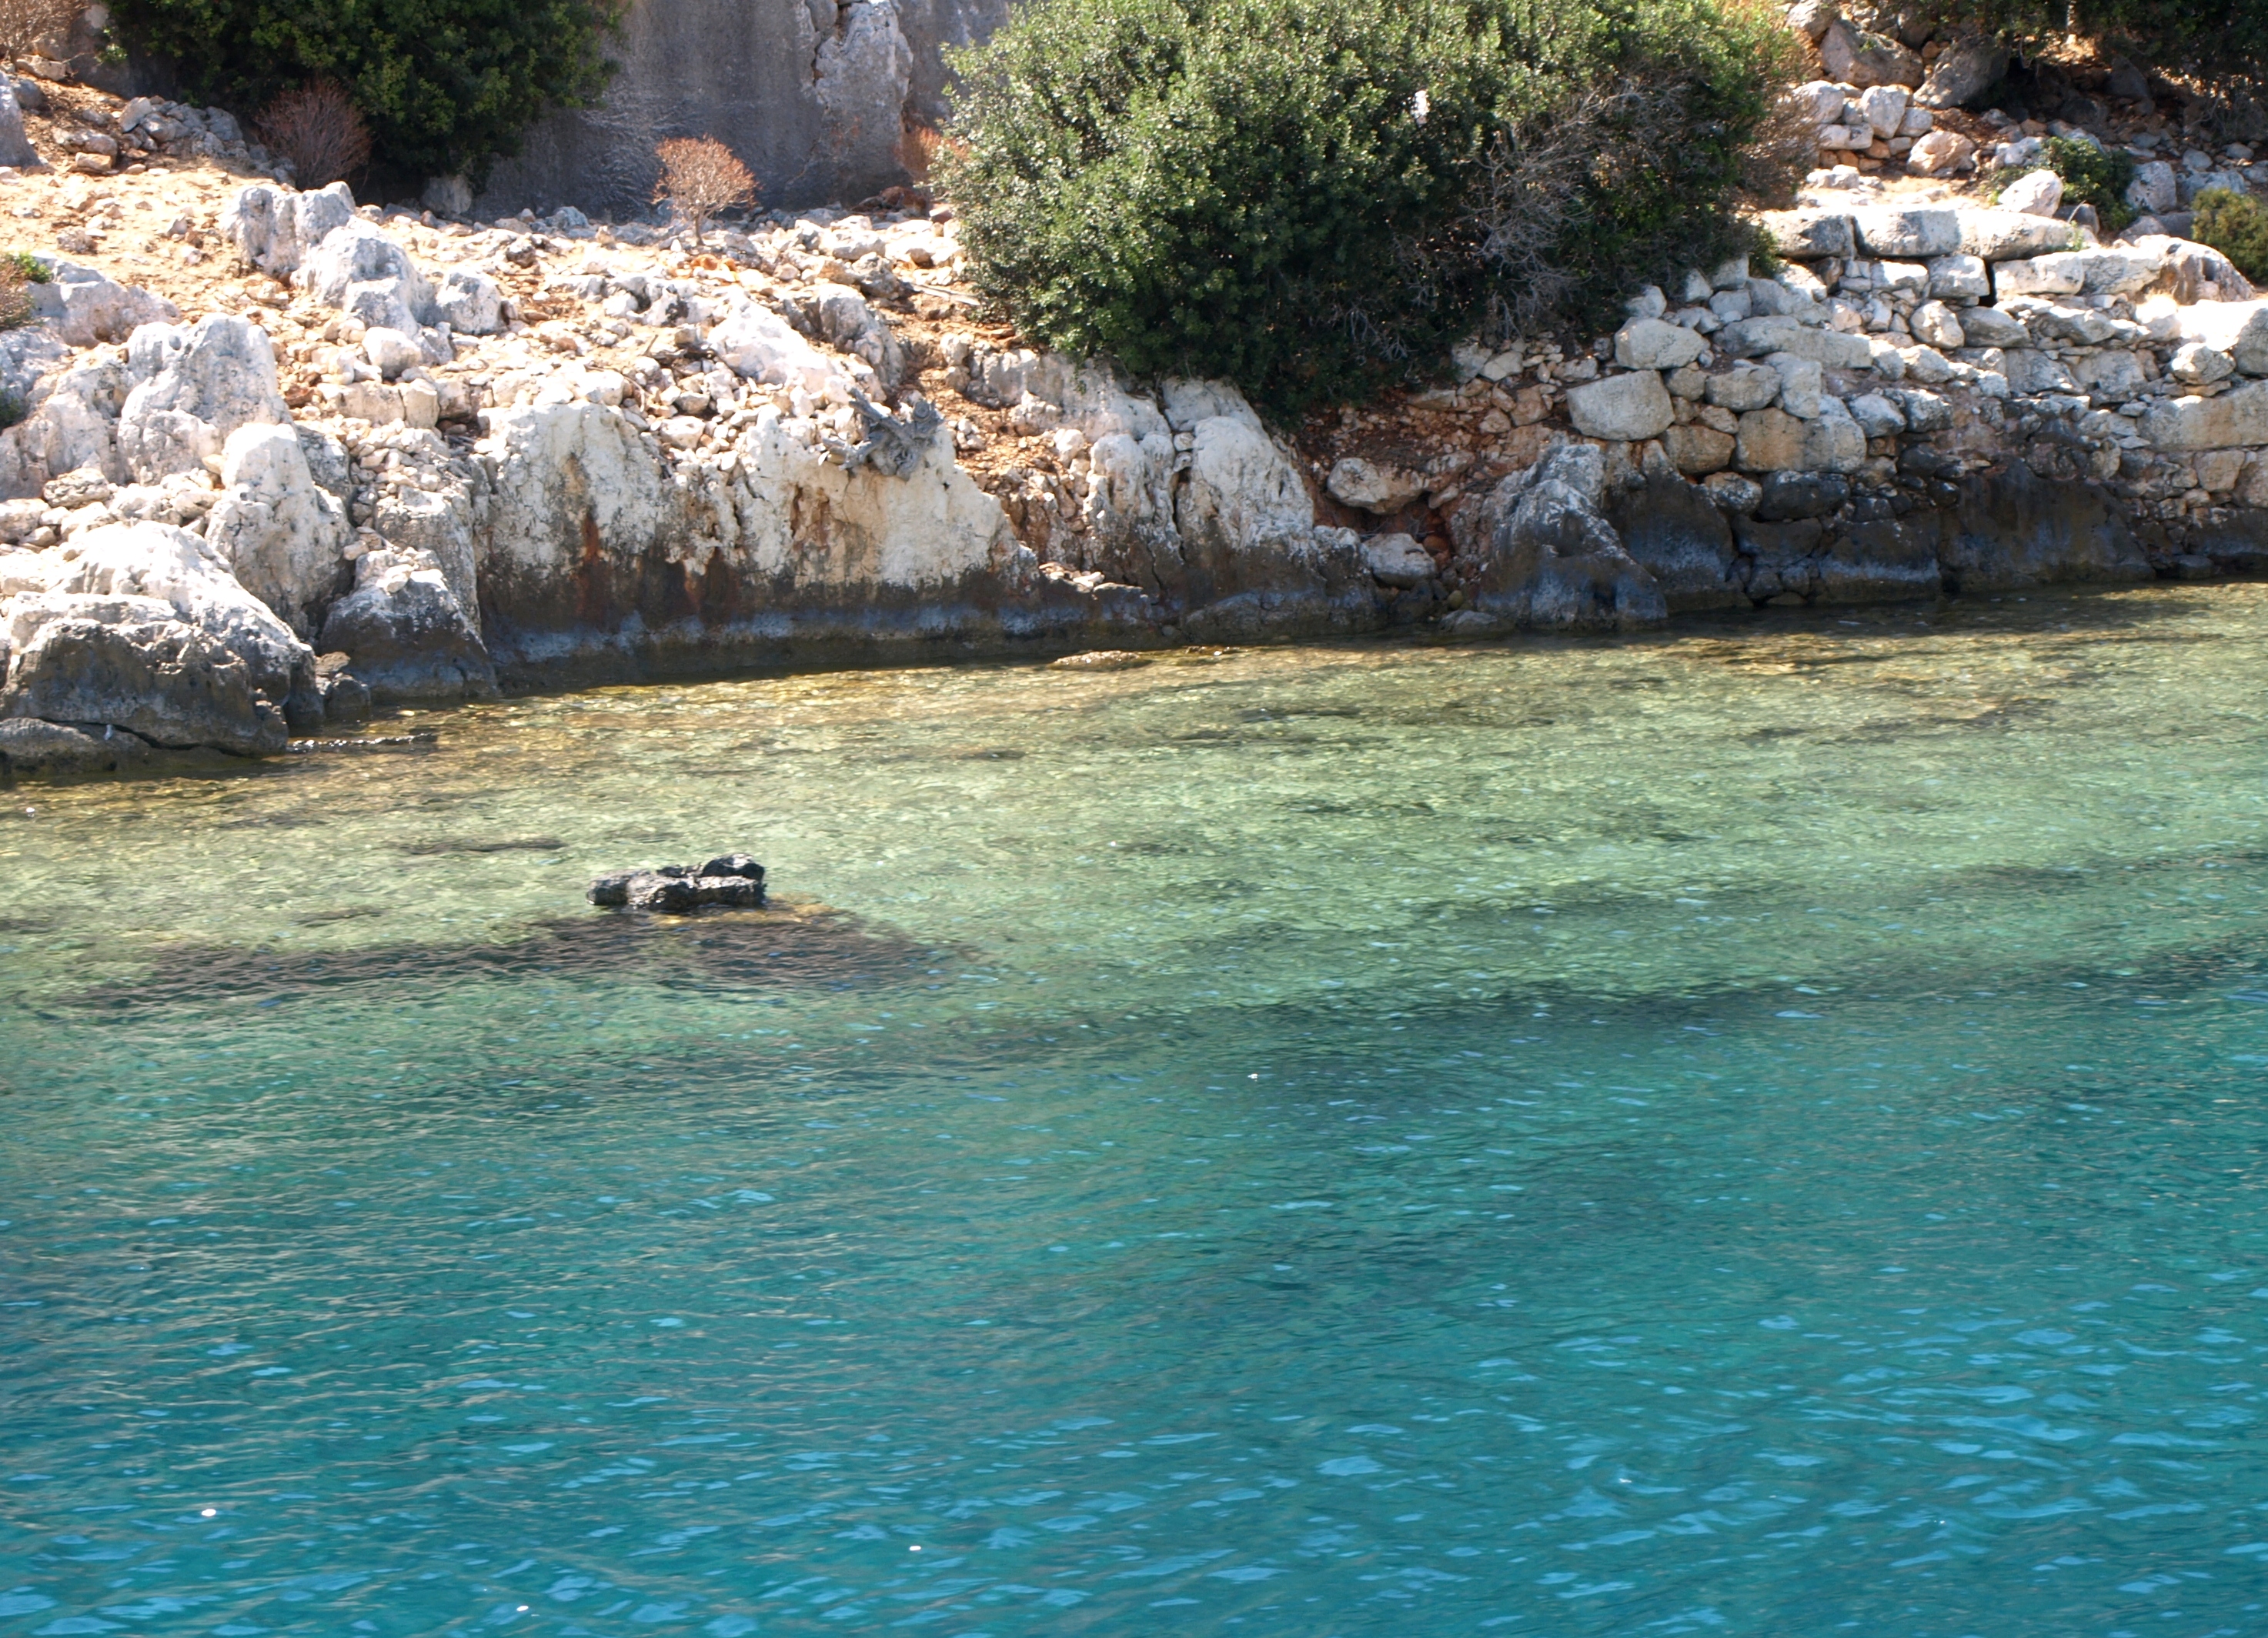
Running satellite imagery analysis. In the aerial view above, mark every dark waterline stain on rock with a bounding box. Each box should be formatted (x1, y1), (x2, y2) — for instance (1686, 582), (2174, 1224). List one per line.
(63, 902), (967, 1013)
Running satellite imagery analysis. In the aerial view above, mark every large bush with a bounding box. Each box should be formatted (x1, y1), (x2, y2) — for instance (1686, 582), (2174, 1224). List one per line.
(112, 0), (622, 182)
(941, 0), (1797, 417)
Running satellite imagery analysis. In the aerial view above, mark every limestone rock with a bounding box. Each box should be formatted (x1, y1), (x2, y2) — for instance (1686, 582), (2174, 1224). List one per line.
(1910, 300), (1965, 349)
(1565, 371), (1674, 441)
(432, 267), (504, 335)
(712, 302), (849, 401)
(299, 222), (436, 333)
(1926, 254), (1989, 300)
(222, 182), (356, 278)
(44, 522), (318, 716)
(1956, 305), (2030, 349)
(1999, 170), (2063, 218)
(24, 260), (180, 348)
(1327, 458), (1425, 513)
(1755, 210), (1855, 261)
(1916, 35), (2007, 108)
(1469, 442), (1665, 631)
(2140, 379), (2268, 450)
(0, 76), (32, 168)
(1360, 532), (1435, 588)
(0, 716), (156, 778)
(1820, 21), (1924, 88)
(1661, 423), (1735, 475)
(1855, 208), (1962, 259)
(1958, 209), (2074, 262)
(1714, 317), (1872, 369)
(1613, 317), (1706, 371)
(202, 422), (352, 637)
(1855, 85), (1910, 139)
(115, 315), (289, 483)
(318, 549), (498, 705)
(2, 591), (289, 755)
(1705, 362), (1782, 412)
(1735, 403), (1866, 472)
(1906, 129), (1975, 177)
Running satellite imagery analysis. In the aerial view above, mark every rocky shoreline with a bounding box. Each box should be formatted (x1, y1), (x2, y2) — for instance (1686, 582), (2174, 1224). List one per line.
(6, 68), (2268, 781)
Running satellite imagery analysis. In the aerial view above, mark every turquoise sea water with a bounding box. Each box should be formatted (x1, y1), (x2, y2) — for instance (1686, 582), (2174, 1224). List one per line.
(5, 588), (2268, 1636)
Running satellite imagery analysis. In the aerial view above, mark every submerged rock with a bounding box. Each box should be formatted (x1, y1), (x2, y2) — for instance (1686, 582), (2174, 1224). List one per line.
(590, 855), (768, 912)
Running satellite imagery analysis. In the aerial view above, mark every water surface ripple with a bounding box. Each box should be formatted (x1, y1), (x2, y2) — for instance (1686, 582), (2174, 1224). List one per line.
(5, 589), (2268, 1636)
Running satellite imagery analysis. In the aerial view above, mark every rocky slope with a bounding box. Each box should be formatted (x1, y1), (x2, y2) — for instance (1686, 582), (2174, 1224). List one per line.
(4, 45), (2268, 781)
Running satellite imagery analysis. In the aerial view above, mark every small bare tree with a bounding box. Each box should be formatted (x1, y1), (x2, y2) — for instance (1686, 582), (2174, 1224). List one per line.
(653, 135), (757, 247)
(256, 80), (372, 188)
(0, 0), (75, 59)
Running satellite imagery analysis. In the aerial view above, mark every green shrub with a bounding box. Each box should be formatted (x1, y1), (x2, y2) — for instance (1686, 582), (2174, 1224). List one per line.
(2195, 188), (2268, 284)
(0, 388), (25, 430)
(2044, 135), (2135, 232)
(110, 0), (623, 183)
(941, 0), (1795, 418)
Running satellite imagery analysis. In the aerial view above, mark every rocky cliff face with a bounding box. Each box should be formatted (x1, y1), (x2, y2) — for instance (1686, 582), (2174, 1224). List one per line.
(2, 148), (2266, 782)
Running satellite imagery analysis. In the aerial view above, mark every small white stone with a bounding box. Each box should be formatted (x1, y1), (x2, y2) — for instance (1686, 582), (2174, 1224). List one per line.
(1999, 169), (2064, 217)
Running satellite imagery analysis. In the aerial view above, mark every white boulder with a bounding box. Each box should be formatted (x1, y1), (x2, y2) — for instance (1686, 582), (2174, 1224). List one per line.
(115, 315), (289, 483)
(202, 422), (352, 637)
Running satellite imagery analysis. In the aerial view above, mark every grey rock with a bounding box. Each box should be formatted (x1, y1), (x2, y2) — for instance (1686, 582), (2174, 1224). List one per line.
(1565, 371), (1674, 442)
(1855, 208), (1962, 259)
(115, 315), (289, 483)
(2126, 161), (2178, 217)
(0, 77), (33, 168)
(25, 259), (180, 347)
(1821, 21), (1924, 88)
(1926, 253), (1989, 299)
(318, 562), (499, 706)
(1360, 532), (1435, 588)
(1, 592), (288, 756)
(1939, 462), (2149, 590)
(1468, 442), (1665, 632)
(1755, 209), (1855, 261)
(1755, 472), (1849, 521)
(1916, 35), (2007, 108)
(1957, 305), (2031, 349)
(203, 422), (353, 638)
(0, 716), (155, 779)
(1604, 470), (1742, 610)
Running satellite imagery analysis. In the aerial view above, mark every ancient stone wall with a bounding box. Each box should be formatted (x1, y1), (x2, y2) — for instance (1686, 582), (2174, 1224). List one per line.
(473, 0), (1010, 221)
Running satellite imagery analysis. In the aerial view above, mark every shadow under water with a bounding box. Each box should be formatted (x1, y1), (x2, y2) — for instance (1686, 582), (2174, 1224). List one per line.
(62, 900), (964, 1012)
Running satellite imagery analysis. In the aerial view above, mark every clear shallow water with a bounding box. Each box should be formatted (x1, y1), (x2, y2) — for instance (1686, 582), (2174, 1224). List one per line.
(5, 589), (2268, 1636)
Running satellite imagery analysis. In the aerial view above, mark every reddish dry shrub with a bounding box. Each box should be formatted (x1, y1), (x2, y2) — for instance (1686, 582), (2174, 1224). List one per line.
(256, 80), (372, 188)
(897, 121), (961, 183)
(653, 135), (757, 246)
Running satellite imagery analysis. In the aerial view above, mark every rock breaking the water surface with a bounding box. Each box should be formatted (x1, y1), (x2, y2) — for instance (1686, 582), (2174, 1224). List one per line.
(590, 855), (768, 913)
